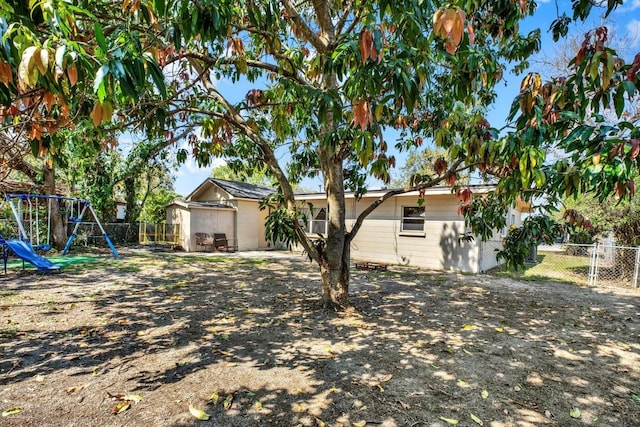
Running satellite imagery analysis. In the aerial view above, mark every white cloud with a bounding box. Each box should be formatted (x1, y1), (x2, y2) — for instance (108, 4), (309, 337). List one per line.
(625, 0), (640, 11)
(628, 19), (640, 49)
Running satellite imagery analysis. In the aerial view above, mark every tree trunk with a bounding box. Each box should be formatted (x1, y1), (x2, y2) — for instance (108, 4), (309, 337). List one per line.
(42, 162), (67, 250)
(319, 242), (350, 309)
(318, 152), (350, 309)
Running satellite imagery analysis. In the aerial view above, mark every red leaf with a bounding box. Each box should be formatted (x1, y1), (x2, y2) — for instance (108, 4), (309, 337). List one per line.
(630, 139), (640, 160)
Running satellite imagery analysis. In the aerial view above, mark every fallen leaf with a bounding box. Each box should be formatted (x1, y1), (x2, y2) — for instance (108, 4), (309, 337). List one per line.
(213, 349), (232, 356)
(397, 399), (410, 409)
(376, 384), (384, 392)
(112, 402), (130, 414)
(481, 389), (489, 399)
(470, 412), (484, 425)
(439, 416), (459, 424)
(35, 374), (45, 382)
(352, 422), (367, 427)
(495, 327), (504, 333)
(189, 404), (209, 420)
(462, 324), (474, 330)
(223, 394), (233, 410)
(123, 395), (143, 403)
(379, 374), (393, 382)
(107, 392), (125, 400)
(209, 391), (220, 404)
(66, 385), (86, 394)
(570, 407), (581, 418)
(2, 407), (22, 417)
(254, 400), (263, 410)
(313, 415), (326, 426)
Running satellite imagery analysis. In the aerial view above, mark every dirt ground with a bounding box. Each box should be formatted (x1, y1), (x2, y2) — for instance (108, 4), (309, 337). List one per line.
(0, 248), (639, 427)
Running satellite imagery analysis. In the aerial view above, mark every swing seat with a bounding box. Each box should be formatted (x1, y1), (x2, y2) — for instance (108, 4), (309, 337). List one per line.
(36, 244), (52, 252)
(68, 217), (81, 223)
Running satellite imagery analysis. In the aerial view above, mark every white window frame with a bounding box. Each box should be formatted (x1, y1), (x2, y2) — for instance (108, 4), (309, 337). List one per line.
(401, 206), (425, 232)
(300, 207), (328, 235)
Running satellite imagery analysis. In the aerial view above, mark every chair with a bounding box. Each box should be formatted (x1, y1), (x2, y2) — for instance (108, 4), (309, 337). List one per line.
(194, 233), (214, 251)
(213, 233), (238, 252)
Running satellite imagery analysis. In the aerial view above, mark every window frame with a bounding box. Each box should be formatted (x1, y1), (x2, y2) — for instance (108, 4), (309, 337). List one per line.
(400, 205), (426, 233)
(299, 207), (328, 235)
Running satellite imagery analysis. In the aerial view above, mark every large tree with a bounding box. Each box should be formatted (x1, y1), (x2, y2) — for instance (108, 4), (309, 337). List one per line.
(1, 1), (638, 309)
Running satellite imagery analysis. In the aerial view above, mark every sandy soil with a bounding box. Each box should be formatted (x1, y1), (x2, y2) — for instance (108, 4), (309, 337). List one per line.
(0, 249), (639, 426)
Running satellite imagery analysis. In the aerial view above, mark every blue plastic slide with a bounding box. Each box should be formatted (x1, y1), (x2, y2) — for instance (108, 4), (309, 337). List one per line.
(5, 239), (61, 273)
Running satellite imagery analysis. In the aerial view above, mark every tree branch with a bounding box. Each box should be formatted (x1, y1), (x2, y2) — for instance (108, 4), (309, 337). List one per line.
(280, 0), (328, 52)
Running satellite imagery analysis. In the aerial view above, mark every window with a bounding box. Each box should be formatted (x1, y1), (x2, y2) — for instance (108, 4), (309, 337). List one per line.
(299, 208), (328, 234)
(401, 206), (425, 232)
(310, 208), (328, 234)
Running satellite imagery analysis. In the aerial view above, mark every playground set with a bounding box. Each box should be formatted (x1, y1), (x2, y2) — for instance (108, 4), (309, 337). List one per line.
(0, 194), (119, 274)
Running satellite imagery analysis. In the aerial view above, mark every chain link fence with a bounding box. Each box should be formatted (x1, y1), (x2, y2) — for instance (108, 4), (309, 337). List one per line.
(491, 243), (640, 289)
(66, 222), (138, 248)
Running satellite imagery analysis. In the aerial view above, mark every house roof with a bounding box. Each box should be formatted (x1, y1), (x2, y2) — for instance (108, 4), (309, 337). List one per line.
(165, 200), (236, 210)
(294, 184), (497, 200)
(186, 178), (274, 201)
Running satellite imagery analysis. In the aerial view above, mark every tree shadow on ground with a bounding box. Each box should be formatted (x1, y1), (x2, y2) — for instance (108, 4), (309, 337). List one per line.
(0, 252), (639, 426)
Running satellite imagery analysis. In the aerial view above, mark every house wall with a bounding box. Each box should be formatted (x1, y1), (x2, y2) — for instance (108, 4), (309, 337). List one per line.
(236, 200), (261, 251)
(189, 208), (235, 252)
(166, 205), (191, 250)
(258, 206), (270, 249)
(344, 194), (481, 272)
(193, 186), (237, 208)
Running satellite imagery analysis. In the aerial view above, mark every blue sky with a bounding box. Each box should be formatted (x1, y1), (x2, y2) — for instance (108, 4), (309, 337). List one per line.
(170, 1), (640, 197)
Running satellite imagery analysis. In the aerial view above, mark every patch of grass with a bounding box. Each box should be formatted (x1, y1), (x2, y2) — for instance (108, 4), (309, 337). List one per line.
(493, 250), (591, 285)
(0, 290), (18, 300)
(0, 326), (20, 340)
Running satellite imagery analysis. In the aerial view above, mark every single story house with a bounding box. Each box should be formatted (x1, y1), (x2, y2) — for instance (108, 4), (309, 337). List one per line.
(165, 178), (275, 252)
(168, 179), (526, 273)
(295, 185), (526, 273)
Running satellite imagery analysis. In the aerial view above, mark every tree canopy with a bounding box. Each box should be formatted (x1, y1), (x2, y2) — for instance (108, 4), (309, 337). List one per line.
(1, 0), (639, 308)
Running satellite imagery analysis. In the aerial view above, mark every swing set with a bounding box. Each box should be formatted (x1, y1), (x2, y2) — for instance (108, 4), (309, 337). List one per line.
(0, 194), (120, 259)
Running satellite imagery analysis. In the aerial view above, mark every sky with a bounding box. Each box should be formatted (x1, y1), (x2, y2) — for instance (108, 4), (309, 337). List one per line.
(168, 0), (640, 197)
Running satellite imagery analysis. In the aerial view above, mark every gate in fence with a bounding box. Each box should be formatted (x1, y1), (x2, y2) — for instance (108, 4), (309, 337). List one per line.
(587, 243), (640, 288)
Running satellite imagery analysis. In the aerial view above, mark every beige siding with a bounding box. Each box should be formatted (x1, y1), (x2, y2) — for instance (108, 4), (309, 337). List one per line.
(195, 187), (237, 207)
(167, 205), (191, 251)
(346, 193), (482, 272)
(236, 200), (260, 251)
(258, 206), (270, 248)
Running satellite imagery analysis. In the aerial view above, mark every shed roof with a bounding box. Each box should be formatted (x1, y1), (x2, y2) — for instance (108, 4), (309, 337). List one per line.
(186, 178), (274, 201)
(165, 200), (236, 210)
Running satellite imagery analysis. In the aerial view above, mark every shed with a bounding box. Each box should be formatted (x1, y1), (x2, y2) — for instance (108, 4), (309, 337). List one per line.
(166, 178), (274, 252)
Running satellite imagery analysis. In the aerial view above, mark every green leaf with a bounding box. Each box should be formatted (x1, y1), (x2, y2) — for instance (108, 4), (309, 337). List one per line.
(55, 44), (66, 68)
(94, 22), (107, 53)
(470, 412), (484, 426)
(189, 404), (210, 420)
(146, 60), (167, 97)
(2, 407), (22, 417)
(93, 64), (110, 101)
(439, 416), (459, 424)
(570, 407), (581, 418)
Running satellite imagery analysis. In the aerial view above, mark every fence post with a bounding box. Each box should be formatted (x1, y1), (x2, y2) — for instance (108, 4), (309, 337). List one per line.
(588, 243), (599, 286)
(634, 246), (640, 289)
